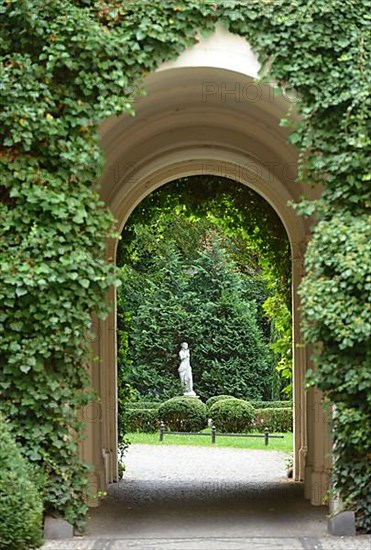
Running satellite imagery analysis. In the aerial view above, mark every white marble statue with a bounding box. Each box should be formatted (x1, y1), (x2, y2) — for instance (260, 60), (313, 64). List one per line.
(178, 342), (196, 397)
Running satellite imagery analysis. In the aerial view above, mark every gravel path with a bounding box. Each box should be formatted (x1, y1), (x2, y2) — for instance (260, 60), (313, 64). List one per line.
(87, 444), (328, 538)
(123, 444), (289, 483)
(42, 444), (371, 549)
(105, 444), (292, 510)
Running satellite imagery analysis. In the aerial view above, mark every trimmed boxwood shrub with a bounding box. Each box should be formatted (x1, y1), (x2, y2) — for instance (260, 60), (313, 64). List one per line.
(124, 408), (159, 433)
(206, 395), (238, 409)
(158, 397), (207, 432)
(254, 408), (293, 433)
(251, 400), (292, 409)
(0, 418), (44, 550)
(209, 398), (255, 433)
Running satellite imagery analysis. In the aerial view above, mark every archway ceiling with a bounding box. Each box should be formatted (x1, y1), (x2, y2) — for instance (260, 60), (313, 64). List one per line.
(98, 65), (318, 248)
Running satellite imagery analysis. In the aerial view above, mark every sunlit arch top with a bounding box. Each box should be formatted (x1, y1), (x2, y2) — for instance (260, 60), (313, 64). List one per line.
(99, 25), (314, 257)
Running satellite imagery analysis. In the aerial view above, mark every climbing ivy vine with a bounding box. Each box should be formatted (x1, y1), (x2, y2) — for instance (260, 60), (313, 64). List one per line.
(0, 0), (369, 532)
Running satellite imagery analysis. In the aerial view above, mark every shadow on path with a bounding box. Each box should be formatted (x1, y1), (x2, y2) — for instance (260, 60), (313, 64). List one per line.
(87, 445), (328, 539)
(88, 479), (327, 538)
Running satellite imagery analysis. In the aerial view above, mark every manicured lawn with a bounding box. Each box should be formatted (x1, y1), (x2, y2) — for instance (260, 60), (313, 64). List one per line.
(126, 431), (293, 453)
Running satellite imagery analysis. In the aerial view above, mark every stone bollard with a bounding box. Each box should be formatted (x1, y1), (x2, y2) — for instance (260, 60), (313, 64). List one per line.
(212, 425), (216, 444)
(44, 516), (74, 539)
(327, 498), (356, 536)
(159, 420), (165, 441)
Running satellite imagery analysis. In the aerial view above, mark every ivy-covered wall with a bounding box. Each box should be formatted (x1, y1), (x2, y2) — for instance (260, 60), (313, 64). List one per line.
(0, 0), (369, 532)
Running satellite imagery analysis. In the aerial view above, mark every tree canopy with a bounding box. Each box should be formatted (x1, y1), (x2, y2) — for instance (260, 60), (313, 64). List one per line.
(117, 176), (291, 404)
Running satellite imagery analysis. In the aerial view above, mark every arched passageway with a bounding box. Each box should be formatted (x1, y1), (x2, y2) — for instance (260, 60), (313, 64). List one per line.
(79, 27), (331, 509)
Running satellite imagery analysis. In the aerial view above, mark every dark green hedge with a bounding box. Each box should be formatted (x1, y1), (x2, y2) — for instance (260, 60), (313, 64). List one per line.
(209, 399), (255, 433)
(124, 408), (159, 433)
(158, 397), (207, 432)
(254, 408), (293, 433)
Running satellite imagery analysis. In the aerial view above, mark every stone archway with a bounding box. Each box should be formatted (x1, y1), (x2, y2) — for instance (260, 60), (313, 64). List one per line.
(79, 26), (332, 509)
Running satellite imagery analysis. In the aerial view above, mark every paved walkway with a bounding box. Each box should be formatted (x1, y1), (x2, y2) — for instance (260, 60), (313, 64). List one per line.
(42, 444), (371, 549)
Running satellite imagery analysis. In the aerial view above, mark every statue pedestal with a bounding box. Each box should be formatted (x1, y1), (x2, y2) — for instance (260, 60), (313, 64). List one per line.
(183, 391), (198, 398)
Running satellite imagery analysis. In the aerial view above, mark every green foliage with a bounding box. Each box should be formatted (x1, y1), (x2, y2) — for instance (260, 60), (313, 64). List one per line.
(118, 176), (290, 292)
(263, 295), (293, 397)
(118, 233), (274, 401)
(117, 382), (138, 460)
(0, 0), (122, 528)
(299, 213), (370, 351)
(206, 395), (238, 409)
(0, 418), (43, 550)
(118, 176), (292, 397)
(329, 403), (371, 530)
(1, 0), (369, 532)
(209, 399), (255, 433)
(254, 408), (293, 433)
(299, 210), (371, 531)
(124, 408), (159, 433)
(158, 397), (207, 432)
